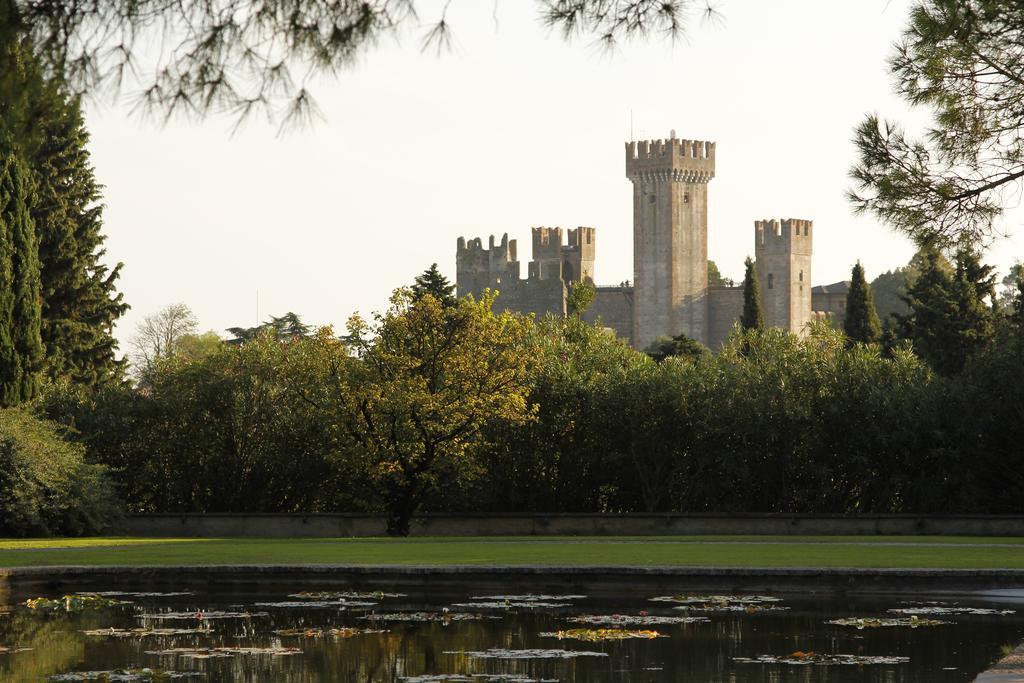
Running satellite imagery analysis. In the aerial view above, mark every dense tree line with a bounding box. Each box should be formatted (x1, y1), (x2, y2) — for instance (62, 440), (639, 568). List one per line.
(37, 260), (1024, 533)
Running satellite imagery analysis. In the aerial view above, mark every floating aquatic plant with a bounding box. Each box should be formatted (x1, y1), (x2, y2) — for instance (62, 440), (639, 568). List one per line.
(888, 607), (1015, 616)
(651, 595), (782, 605)
(734, 652), (910, 665)
(450, 601), (571, 609)
(539, 628), (663, 642)
(145, 646), (302, 658)
(88, 592), (194, 598)
(446, 648), (608, 659)
(254, 600), (377, 608)
(826, 616), (950, 629)
(401, 676), (557, 682)
(674, 604), (789, 614)
(567, 614), (709, 626)
(469, 595), (585, 602)
(138, 611), (268, 620)
(289, 591), (406, 600)
(363, 612), (497, 623)
(273, 627), (387, 638)
(81, 627), (211, 638)
(26, 595), (129, 612)
(49, 670), (203, 681)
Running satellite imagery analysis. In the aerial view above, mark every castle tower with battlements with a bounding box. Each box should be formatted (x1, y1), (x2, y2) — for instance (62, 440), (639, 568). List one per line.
(626, 133), (715, 348)
(755, 219), (814, 336)
(454, 133), (845, 349)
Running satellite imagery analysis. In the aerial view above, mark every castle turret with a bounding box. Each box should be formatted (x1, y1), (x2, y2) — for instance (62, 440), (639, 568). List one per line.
(754, 218), (813, 336)
(626, 132), (715, 348)
(455, 233), (520, 298)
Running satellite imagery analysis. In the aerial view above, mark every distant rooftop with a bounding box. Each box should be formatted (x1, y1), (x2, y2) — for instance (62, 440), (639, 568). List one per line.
(811, 280), (850, 295)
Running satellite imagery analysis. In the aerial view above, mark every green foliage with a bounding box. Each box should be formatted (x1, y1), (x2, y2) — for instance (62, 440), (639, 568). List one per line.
(226, 311), (311, 344)
(844, 262), (881, 344)
(337, 291), (537, 535)
(1, 40), (127, 388)
(6, 1), (704, 130)
(707, 260), (732, 287)
(899, 246), (997, 375)
(0, 148), (42, 406)
(644, 333), (708, 362)
(567, 279), (596, 316)
(850, 1), (1024, 247)
(0, 407), (118, 536)
(741, 257), (763, 330)
(411, 263), (456, 308)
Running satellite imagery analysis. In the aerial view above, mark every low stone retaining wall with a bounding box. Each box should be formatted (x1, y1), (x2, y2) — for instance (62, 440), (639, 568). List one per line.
(4, 566), (1024, 598)
(975, 642), (1024, 682)
(114, 513), (1024, 538)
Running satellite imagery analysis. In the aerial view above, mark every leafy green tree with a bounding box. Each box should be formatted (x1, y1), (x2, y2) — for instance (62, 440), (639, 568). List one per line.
(708, 260), (733, 287)
(844, 262), (882, 344)
(130, 303), (198, 380)
(339, 290), (537, 536)
(899, 246), (996, 374)
(0, 149), (42, 406)
(175, 331), (224, 362)
(741, 256), (763, 330)
(997, 261), (1024, 316)
(850, 1), (1024, 247)
(644, 333), (708, 362)
(411, 263), (456, 308)
(226, 311), (312, 344)
(567, 279), (596, 317)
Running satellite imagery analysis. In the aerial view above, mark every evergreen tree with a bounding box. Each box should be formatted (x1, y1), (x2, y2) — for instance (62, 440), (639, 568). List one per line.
(2, 41), (128, 387)
(899, 246), (997, 375)
(644, 333), (708, 363)
(844, 261), (882, 344)
(741, 256), (764, 330)
(0, 148), (43, 405)
(411, 263), (456, 307)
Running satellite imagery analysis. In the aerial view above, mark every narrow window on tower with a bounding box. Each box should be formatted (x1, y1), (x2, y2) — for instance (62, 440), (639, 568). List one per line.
(768, 273), (774, 289)
(683, 191), (690, 204)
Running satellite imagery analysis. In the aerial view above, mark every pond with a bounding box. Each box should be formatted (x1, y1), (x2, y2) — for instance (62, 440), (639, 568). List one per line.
(1, 584), (1021, 682)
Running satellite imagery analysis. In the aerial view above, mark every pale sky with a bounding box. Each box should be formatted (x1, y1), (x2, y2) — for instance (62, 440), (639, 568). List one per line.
(83, 0), (1024, 349)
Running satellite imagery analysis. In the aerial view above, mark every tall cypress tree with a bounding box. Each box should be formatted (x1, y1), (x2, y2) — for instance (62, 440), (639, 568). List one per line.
(741, 256), (764, 330)
(2, 41), (128, 386)
(844, 261), (881, 344)
(0, 148), (42, 405)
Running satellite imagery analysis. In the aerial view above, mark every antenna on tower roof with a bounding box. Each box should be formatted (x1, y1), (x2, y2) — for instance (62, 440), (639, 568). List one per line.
(670, 129), (677, 140)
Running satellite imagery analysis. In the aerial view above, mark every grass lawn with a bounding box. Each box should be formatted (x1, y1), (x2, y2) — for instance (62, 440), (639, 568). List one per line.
(0, 536), (1022, 569)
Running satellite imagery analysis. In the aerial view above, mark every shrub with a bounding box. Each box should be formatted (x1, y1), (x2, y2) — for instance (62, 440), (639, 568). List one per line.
(0, 408), (119, 536)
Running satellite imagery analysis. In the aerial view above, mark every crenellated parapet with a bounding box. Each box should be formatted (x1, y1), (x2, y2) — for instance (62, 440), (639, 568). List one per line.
(625, 135), (716, 184)
(755, 218), (813, 255)
(456, 233), (521, 298)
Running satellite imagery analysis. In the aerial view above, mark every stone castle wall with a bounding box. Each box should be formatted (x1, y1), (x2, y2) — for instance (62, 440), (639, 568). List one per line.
(707, 286), (745, 349)
(584, 286), (635, 346)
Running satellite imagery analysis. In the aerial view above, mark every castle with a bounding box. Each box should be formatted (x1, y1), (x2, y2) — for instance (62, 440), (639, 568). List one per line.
(456, 133), (849, 349)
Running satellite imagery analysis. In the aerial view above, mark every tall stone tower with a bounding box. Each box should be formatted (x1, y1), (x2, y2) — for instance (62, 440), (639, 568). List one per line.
(754, 218), (813, 336)
(626, 133), (716, 348)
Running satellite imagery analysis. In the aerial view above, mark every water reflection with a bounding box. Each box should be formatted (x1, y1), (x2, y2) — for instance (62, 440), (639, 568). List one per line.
(0, 586), (1021, 682)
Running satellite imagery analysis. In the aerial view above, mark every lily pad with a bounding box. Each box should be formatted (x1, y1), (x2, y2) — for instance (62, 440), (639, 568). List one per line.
(887, 607), (1014, 616)
(734, 652), (910, 665)
(274, 627), (387, 638)
(49, 670), (202, 681)
(674, 604), (790, 613)
(25, 595), (130, 612)
(289, 591), (406, 600)
(82, 628), (211, 638)
(826, 616), (950, 628)
(450, 601), (571, 609)
(254, 600), (377, 608)
(145, 646), (302, 658)
(363, 612), (497, 623)
(651, 594), (782, 605)
(88, 592), (194, 598)
(138, 611), (268, 620)
(567, 614), (709, 626)
(402, 676), (557, 682)
(469, 594), (585, 602)
(539, 628), (663, 642)
(446, 648), (608, 659)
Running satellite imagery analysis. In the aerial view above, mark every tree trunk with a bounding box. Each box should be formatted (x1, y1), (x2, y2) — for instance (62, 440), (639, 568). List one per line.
(384, 484), (419, 537)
